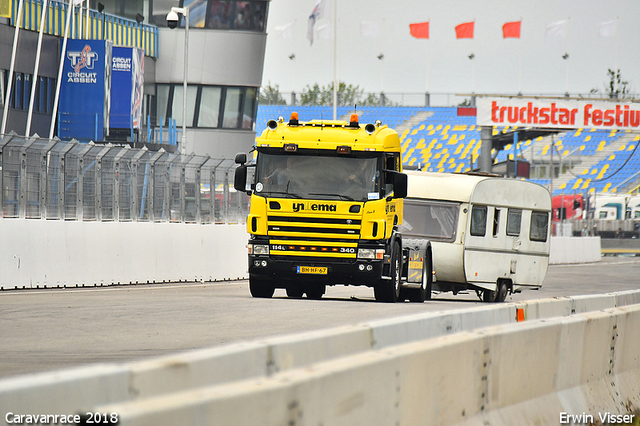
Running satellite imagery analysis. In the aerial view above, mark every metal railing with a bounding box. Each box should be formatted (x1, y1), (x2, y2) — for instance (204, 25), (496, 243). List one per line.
(9, 0), (159, 58)
(0, 133), (248, 224)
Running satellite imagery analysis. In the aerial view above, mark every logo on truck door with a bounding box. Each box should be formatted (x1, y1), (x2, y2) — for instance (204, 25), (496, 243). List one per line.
(292, 202), (337, 213)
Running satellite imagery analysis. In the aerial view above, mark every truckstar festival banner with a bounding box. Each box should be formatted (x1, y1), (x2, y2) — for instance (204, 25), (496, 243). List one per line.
(477, 98), (640, 131)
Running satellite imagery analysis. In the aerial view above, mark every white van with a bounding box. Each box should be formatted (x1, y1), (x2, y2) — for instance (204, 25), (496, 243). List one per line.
(401, 171), (552, 302)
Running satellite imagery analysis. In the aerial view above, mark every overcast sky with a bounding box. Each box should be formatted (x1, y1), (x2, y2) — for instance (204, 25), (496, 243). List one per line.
(262, 0), (640, 102)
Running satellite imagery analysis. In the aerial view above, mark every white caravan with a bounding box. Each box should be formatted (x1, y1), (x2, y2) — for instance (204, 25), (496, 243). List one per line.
(401, 171), (552, 302)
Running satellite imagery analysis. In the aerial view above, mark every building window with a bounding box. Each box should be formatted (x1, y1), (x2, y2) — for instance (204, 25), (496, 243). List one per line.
(198, 86), (222, 127)
(156, 83), (257, 130)
(178, 0), (268, 32)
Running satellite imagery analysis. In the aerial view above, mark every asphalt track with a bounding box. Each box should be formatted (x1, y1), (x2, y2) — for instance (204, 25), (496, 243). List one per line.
(1, 256), (639, 379)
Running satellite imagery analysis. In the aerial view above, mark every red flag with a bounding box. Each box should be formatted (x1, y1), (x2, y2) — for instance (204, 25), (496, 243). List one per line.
(502, 21), (521, 38)
(409, 22), (429, 39)
(455, 21), (474, 39)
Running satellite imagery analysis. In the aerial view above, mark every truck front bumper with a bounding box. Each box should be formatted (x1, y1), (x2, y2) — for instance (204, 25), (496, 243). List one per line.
(248, 255), (385, 287)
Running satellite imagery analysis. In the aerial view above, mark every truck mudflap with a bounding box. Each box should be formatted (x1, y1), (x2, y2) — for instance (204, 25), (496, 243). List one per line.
(402, 238), (430, 284)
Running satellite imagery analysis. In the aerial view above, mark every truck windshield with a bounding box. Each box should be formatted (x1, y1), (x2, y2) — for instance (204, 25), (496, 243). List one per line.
(255, 153), (380, 202)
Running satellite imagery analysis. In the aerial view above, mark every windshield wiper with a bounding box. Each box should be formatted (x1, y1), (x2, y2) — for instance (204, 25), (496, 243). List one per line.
(309, 193), (355, 201)
(262, 191), (303, 198)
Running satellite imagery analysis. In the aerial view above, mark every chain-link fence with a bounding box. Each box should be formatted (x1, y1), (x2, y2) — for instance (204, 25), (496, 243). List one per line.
(0, 133), (248, 224)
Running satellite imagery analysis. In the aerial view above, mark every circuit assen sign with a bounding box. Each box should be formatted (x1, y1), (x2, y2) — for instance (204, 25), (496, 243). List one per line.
(477, 98), (640, 130)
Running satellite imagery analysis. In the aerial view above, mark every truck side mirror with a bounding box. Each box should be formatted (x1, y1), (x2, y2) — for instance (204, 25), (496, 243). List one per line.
(393, 172), (408, 199)
(235, 152), (247, 165)
(386, 170), (407, 199)
(234, 165), (248, 193)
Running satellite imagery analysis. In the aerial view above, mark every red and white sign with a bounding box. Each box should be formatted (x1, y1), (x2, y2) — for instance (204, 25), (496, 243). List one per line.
(477, 98), (640, 130)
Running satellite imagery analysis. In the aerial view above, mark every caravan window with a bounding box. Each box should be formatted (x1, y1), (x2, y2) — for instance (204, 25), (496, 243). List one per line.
(506, 209), (522, 236)
(470, 205), (487, 237)
(530, 211), (549, 242)
(401, 199), (459, 242)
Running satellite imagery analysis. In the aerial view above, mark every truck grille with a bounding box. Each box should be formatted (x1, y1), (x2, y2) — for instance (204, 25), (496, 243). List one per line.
(267, 215), (361, 258)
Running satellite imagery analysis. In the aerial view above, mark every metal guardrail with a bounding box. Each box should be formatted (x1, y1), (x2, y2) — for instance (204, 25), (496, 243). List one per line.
(0, 133), (248, 224)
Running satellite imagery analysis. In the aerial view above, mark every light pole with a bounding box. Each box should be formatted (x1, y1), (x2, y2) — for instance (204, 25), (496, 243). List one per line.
(166, 6), (189, 156)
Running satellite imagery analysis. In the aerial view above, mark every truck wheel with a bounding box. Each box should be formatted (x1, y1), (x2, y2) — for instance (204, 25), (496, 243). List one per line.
(306, 284), (325, 300)
(408, 251), (433, 302)
(286, 283), (304, 298)
(375, 242), (401, 303)
(249, 277), (275, 298)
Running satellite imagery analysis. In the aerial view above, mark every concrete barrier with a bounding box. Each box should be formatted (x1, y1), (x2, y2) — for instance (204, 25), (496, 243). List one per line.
(549, 236), (601, 264)
(0, 220), (603, 290)
(0, 220), (248, 289)
(2, 290), (639, 426)
(82, 304), (640, 426)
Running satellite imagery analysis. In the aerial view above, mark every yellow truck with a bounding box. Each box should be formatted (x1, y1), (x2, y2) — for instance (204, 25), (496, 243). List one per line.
(234, 112), (432, 302)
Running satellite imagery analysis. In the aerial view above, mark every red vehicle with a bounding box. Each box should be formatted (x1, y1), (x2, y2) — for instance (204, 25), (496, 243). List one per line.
(552, 194), (584, 222)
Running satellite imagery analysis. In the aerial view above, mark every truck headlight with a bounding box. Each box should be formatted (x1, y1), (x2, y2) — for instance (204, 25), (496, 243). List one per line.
(358, 249), (384, 259)
(249, 244), (269, 255)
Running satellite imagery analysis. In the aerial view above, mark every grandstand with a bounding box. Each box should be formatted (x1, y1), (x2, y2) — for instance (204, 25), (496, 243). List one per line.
(255, 105), (640, 197)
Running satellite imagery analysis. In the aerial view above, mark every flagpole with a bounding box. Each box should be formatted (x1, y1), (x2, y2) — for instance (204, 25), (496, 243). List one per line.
(332, 0), (337, 119)
(26, 0), (49, 136)
(1, 0), (25, 135)
(49, 0), (74, 139)
(425, 21), (430, 94)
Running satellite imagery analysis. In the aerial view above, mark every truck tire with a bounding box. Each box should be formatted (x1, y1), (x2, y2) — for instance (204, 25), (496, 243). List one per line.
(375, 242), (401, 303)
(305, 284), (325, 300)
(249, 277), (275, 298)
(286, 282), (304, 298)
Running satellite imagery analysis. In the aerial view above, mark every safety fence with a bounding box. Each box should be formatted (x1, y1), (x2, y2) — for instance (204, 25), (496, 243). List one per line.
(0, 133), (248, 224)
(8, 0), (158, 58)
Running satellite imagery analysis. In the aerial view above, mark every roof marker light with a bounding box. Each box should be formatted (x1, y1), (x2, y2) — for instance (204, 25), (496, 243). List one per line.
(289, 112), (299, 126)
(349, 114), (359, 127)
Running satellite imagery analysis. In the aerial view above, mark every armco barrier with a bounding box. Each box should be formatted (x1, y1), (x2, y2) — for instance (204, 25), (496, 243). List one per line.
(1, 290), (639, 426)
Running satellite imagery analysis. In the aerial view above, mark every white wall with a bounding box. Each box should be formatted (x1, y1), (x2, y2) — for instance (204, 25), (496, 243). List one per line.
(549, 236), (601, 264)
(0, 220), (248, 289)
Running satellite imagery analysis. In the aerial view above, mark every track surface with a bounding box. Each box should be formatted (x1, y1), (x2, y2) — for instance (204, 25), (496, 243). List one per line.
(1, 257), (639, 379)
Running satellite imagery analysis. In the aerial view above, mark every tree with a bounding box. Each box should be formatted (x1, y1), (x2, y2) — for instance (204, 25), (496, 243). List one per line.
(591, 69), (632, 99)
(259, 82), (287, 105)
(300, 81), (373, 107)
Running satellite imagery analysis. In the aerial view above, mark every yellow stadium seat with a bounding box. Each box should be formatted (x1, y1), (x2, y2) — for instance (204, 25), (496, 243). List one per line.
(585, 135), (591, 141)
(603, 183), (611, 192)
(418, 124), (425, 131)
(582, 179), (591, 189)
(411, 129), (418, 135)
(629, 145), (635, 151)
(559, 183), (567, 190)
(619, 145), (626, 151)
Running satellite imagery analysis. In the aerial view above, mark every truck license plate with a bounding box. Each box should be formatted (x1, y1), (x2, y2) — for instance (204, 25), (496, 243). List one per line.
(297, 266), (328, 275)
